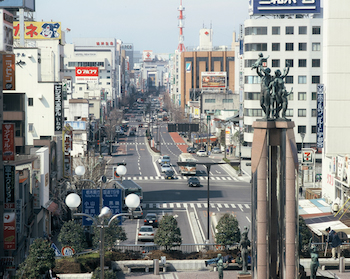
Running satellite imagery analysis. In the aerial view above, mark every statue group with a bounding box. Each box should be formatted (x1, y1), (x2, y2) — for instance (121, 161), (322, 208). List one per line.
(253, 53), (292, 120)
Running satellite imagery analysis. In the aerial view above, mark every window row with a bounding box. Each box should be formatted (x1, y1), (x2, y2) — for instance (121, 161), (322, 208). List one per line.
(244, 108), (318, 118)
(68, 61), (105, 67)
(245, 26), (321, 36)
(246, 42), (321, 52)
(245, 58), (320, 68)
(204, 99), (234, 103)
(245, 75), (320, 84)
(245, 91), (319, 101)
(246, 125), (318, 134)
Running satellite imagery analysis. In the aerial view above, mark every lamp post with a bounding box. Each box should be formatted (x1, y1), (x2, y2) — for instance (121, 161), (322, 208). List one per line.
(65, 193), (140, 279)
(116, 165), (127, 182)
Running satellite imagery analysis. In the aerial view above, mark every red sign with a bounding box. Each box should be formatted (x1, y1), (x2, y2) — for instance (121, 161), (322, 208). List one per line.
(2, 54), (15, 90)
(75, 67), (98, 77)
(302, 151), (313, 163)
(2, 123), (15, 161)
(3, 213), (16, 250)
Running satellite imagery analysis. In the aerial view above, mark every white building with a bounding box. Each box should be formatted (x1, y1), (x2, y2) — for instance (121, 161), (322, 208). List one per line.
(243, 14), (323, 150)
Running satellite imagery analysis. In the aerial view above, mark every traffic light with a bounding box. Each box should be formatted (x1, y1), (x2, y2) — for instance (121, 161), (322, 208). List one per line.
(97, 140), (100, 146)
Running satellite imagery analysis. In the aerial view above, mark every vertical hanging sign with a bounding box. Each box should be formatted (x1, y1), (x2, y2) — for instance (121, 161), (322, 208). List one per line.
(2, 123), (15, 161)
(4, 165), (15, 209)
(54, 83), (63, 132)
(3, 212), (16, 250)
(316, 84), (324, 148)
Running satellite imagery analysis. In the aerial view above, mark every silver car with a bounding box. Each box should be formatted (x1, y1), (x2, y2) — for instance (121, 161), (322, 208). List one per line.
(138, 225), (155, 242)
(129, 206), (143, 219)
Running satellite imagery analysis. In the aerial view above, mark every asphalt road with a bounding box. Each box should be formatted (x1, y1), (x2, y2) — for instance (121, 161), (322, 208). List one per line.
(103, 117), (251, 246)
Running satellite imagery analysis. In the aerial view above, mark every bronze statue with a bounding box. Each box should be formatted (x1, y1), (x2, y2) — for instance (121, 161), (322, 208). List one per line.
(309, 238), (319, 279)
(251, 52), (270, 70)
(239, 226), (251, 274)
(256, 66), (273, 119)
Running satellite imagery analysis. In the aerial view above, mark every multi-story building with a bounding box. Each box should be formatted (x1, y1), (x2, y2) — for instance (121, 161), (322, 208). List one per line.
(243, 11), (323, 151)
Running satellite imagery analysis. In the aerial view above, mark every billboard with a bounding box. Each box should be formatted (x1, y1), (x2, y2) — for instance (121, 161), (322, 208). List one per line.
(3, 54), (15, 90)
(54, 84), (63, 132)
(75, 67), (99, 83)
(13, 21), (61, 39)
(0, 0), (35, 11)
(0, 9), (13, 52)
(201, 72), (227, 88)
(143, 50), (153, 62)
(3, 212), (16, 250)
(2, 123), (15, 161)
(316, 84), (324, 148)
(249, 0), (321, 16)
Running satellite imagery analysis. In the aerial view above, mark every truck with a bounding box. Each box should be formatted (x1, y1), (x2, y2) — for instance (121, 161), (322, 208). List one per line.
(113, 180), (143, 210)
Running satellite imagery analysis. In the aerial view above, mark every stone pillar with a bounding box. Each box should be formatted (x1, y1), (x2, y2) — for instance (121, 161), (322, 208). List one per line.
(251, 121), (298, 279)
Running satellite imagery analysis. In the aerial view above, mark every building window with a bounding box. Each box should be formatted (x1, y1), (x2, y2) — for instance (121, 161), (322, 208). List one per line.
(312, 76), (320, 84)
(285, 76), (294, 84)
(285, 59), (294, 67)
(245, 26), (268, 35)
(244, 108), (263, 117)
(79, 87), (83, 91)
(286, 26), (294, 35)
(245, 76), (261, 84)
(312, 26), (321, 34)
(299, 26), (307, 34)
(244, 60), (256, 68)
(298, 126), (306, 133)
(222, 99), (233, 103)
(287, 92), (294, 101)
(272, 26), (280, 35)
(272, 43), (280, 51)
(312, 59), (320, 67)
(298, 109), (307, 117)
(298, 59), (307, 67)
(286, 109), (293, 117)
(205, 99), (216, 103)
(107, 82), (111, 85)
(312, 43), (321, 51)
(28, 98), (33, 106)
(298, 76), (307, 84)
(298, 92), (307, 100)
(312, 92), (317, 100)
(312, 126), (317, 133)
(286, 43), (294, 51)
(89, 103), (94, 107)
(299, 43), (307, 51)
(312, 109), (317, 117)
(272, 59), (280, 67)
(245, 43), (268, 52)
(107, 76), (111, 79)
(245, 92), (260, 100)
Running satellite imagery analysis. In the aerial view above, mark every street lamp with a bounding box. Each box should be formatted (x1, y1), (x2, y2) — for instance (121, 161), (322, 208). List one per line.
(65, 192), (140, 279)
(116, 165), (127, 181)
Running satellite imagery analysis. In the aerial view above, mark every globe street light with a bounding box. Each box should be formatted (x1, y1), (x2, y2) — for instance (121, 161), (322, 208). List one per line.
(65, 193), (139, 279)
(116, 165), (127, 181)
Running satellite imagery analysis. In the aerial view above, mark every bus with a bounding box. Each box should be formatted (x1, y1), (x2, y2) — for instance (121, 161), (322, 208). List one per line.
(178, 153), (197, 175)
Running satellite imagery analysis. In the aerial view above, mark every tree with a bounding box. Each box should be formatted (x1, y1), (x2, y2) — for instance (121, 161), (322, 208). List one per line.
(17, 238), (55, 279)
(58, 220), (87, 253)
(92, 267), (118, 279)
(154, 214), (182, 250)
(299, 215), (312, 253)
(92, 221), (127, 250)
(215, 213), (241, 246)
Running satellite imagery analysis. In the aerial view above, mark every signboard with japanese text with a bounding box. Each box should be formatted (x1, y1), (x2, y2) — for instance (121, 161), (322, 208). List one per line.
(0, 9), (13, 52)
(82, 189), (122, 226)
(4, 165), (15, 209)
(13, 21), (62, 40)
(2, 123), (15, 161)
(317, 84), (324, 148)
(15, 199), (22, 233)
(3, 212), (15, 250)
(64, 125), (73, 177)
(75, 67), (99, 83)
(2, 54), (15, 90)
(201, 72), (227, 88)
(249, 0), (320, 16)
(54, 84), (63, 132)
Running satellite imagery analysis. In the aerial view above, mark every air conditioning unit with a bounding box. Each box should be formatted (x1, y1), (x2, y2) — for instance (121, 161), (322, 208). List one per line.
(28, 123), (34, 132)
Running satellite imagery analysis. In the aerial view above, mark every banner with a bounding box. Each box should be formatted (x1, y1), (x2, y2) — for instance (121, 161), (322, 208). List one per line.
(13, 21), (61, 39)
(3, 212), (16, 250)
(2, 123), (15, 161)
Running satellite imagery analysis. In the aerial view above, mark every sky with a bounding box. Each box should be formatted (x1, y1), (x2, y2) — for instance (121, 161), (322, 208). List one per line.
(35, 0), (250, 54)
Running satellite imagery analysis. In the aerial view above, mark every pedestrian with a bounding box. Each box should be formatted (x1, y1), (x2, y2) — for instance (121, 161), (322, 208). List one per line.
(325, 227), (342, 259)
(299, 186), (303, 197)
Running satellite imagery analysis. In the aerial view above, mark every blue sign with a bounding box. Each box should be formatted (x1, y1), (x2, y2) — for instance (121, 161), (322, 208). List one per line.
(249, 0), (320, 16)
(51, 243), (62, 257)
(64, 121), (86, 130)
(82, 189), (122, 226)
(316, 84), (324, 148)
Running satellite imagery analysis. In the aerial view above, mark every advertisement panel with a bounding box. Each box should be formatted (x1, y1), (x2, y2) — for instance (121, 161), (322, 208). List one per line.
(2, 123), (15, 161)
(54, 84), (63, 132)
(316, 84), (324, 148)
(143, 50), (153, 62)
(75, 67), (99, 83)
(201, 72), (227, 88)
(4, 165), (15, 209)
(13, 21), (61, 39)
(0, 9), (13, 52)
(3, 212), (16, 250)
(249, 0), (320, 16)
(3, 54), (15, 90)
(121, 43), (133, 50)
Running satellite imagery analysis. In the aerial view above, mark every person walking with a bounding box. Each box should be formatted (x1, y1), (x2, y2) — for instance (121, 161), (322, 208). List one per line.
(326, 227), (342, 259)
(299, 186), (303, 197)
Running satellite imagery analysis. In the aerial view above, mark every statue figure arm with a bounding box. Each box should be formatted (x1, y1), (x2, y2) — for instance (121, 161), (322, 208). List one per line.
(282, 64), (290, 79)
(256, 66), (263, 77)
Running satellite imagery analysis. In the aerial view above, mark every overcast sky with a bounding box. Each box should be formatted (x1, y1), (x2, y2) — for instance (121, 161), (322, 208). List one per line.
(35, 0), (249, 53)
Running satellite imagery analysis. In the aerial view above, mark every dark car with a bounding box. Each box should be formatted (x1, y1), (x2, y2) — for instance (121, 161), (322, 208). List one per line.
(187, 177), (201, 187)
(144, 213), (158, 227)
(129, 131), (135, 136)
(164, 170), (175, 179)
(187, 147), (196, 153)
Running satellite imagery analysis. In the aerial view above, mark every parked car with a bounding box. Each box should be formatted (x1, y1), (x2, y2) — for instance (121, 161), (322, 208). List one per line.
(187, 147), (196, 153)
(129, 206), (143, 219)
(212, 147), (222, 154)
(196, 150), (208, 157)
(158, 155), (170, 165)
(161, 163), (172, 173)
(144, 213), (158, 227)
(138, 124), (143, 128)
(164, 170), (175, 179)
(187, 177), (201, 187)
(138, 225), (155, 242)
(129, 131), (135, 136)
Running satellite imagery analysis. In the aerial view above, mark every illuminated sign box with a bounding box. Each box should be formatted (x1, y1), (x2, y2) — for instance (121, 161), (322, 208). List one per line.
(201, 72), (227, 88)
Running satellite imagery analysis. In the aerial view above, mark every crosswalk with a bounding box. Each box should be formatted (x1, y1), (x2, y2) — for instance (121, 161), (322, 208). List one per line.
(143, 202), (251, 210)
(123, 175), (243, 181)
